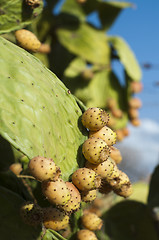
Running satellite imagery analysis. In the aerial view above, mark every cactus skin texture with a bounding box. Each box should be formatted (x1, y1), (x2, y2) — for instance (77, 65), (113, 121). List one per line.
(72, 168), (101, 191)
(89, 126), (117, 146)
(28, 156), (61, 182)
(41, 178), (71, 206)
(20, 201), (43, 226)
(81, 212), (103, 231)
(15, 29), (41, 52)
(77, 229), (98, 240)
(43, 207), (69, 231)
(0, 37), (87, 181)
(82, 107), (109, 131)
(81, 189), (97, 202)
(82, 137), (110, 164)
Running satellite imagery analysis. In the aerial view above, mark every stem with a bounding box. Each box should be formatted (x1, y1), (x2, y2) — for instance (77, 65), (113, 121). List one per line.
(17, 174), (36, 180)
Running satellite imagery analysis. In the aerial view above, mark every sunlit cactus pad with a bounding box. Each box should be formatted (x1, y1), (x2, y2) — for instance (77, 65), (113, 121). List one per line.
(0, 37), (87, 181)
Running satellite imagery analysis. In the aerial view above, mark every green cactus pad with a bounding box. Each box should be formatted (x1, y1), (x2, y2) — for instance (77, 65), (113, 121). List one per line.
(0, 37), (87, 181)
(57, 23), (110, 65)
(0, 0), (43, 34)
(0, 186), (41, 240)
(108, 36), (142, 82)
(103, 200), (158, 240)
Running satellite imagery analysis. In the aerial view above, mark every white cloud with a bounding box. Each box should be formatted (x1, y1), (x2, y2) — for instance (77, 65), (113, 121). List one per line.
(116, 119), (159, 182)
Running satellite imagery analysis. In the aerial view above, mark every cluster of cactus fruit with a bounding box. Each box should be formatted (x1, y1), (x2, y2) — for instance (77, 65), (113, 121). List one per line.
(18, 107), (132, 239)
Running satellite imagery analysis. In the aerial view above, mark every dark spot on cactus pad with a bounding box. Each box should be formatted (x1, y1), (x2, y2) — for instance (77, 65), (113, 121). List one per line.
(12, 122), (15, 124)
(33, 124), (35, 127)
(43, 106), (45, 109)
(21, 99), (24, 102)
(31, 83), (34, 85)
(8, 76), (10, 79)
(56, 95), (58, 97)
(21, 61), (23, 63)
(67, 90), (71, 94)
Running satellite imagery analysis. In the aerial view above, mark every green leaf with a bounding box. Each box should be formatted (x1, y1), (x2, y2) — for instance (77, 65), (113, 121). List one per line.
(148, 165), (159, 208)
(98, 1), (132, 30)
(42, 229), (67, 240)
(108, 36), (142, 81)
(57, 23), (110, 65)
(0, 0), (43, 34)
(0, 37), (87, 181)
(0, 186), (41, 240)
(103, 200), (158, 240)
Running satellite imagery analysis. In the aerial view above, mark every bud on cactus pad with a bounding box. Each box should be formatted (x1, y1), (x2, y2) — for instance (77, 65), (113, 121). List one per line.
(77, 229), (98, 240)
(72, 168), (101, 191)
(81, 107), (109, 131)
(20, 202), (43, 226)
(82, 137), (110, 164)
(81, 189), (97, 202)
(9, 163), (23, 175)
(81, 212), (103, 231)
(111, 108), (123, 118)
(43, 207), (69, 231)
(42, 178), (71, 206)
(61, 182), (81, 213)
(28, 156), (61, 182)
(15, 29), (41, 52)
(128, 98), (142, 109)
(89, 126), (116, 146)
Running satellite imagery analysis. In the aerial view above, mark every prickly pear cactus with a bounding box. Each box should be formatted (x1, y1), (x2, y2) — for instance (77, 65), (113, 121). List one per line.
(0, 36), (87, 181)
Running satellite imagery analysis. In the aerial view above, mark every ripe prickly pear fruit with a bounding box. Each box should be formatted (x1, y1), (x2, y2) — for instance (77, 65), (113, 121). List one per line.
(28, 156), (61, 182)
(61, 182), (81, 213)
(85, 157), (120, 181)
(77, 229), (98, 240)
(81, 107), (109, 131)
(15, 29), (41, 52)
(89, 126), (116, 146)
(115, 129), (125, 142)
(99, 179), (112, 194)
(110, 146), (122, 164)
(129, 108), (139, 119)
(20, 201), (43, 226)
(25, 0), (40, 9)
(82, 137), (110, 164)
(43, 207), (69, 231)
(128, 97), (142, 109)
(111, 108), (123, 118)
(38, 43), (51, 54)
(81, 189), (97, 202)
(131, 118), (141, 127)
(107, 98), (117, 110)
(81, 212), (103, 231)
(130, 81), (143, 93)
(114, 183), (133, 198)
(111, 170), (130, 190)
(42, 178), (70, 206)
(72, 168), (101, 191)
(9, 163), (23, 175)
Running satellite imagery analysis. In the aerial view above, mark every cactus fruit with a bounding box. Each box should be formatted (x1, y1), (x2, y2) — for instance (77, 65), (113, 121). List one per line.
(77, 229), (98, 240)
(81, 189), (97, 202)
(82, 137), (110, 164)
(41, 178), (71, 206)
(107, 98), (117, 110)
(81, 107), (109, 131)
(128, 97), (142, 109)
(111, 108), (123, 118)
(85, 158), (119, 181)
(72, 168), (101, 191)
(20, 202), (43, 226)
(9, 163), (23, 175)
(122, 127), (130, 137)
(129, 108), (139, 119)
(115, 129), (125, 142)
(89, 126), (116, 146)
(61, 182), (81, 213)
(25, 0), (40, 9)
(28, 156), (61, 182)
(111, 170), (130, 190)
(110, 146), (122, 164)
(43, 207), (69, 231)
(38, 43), (51, 54)
(15, 29), (41, 52)
(131, 118), (141, 127)
(130, 81), (143, 93)
(81, 212), (103, 231)
(114, 183), (133, 198)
